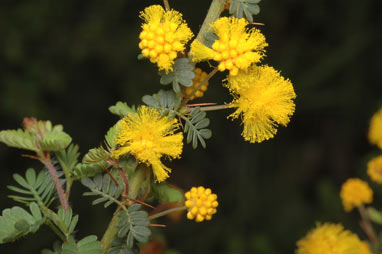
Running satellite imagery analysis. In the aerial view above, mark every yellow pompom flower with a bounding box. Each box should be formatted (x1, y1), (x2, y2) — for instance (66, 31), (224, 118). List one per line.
(138, 5), (193, 73)
(112, 106), (183, 182)
(227, 65), (296, 143)
(360, 241), (372, 254)
(184, 68), (209, 100)
(184, 186), (218, 222)
(367, 155), (382, 184)
(340, 178), (372, 212)
(190, 17), (267, 76)
(368, 108), (382, 149)
(296, 223), (368, 254)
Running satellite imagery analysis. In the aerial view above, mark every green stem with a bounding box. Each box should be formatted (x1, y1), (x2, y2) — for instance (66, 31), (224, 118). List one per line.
(184, 67), (218, 102)
(46, 220), (66, 242)
(358, 205), (377, 245)
(196, 0), (225, 45)
(148, 206), (187, 220)
(101, 165), (147, 252)
(101, 210), (120, 252)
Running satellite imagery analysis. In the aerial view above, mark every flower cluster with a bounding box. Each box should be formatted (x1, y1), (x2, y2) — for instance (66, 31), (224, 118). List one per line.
(112, 106), (183, 182)
(184, 186), (218, 222)
(190, 17), (267, 76)
(296, 223), (371, 254)
(340, 178), (373, 212)
(367, 155), (382, 184)
(368, 108), (382, 150)
(139, 5), (193, 72)
(184, 68), (209, 100)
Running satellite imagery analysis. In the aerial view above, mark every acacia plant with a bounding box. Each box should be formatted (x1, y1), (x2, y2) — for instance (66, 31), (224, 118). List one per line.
(0, 0), (296, 253)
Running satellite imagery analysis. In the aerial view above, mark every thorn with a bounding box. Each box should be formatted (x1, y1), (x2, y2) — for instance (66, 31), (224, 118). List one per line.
(149, 223), (166, 227)
(249, 22), (265, 26)
(21, 154), (41, 160)
(101, 164), (119, 187)
(187, 102), (217, 107)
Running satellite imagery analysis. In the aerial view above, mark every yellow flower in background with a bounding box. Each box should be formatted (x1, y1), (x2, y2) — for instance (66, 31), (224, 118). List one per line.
(190, 17), (267, 76)
(340, 178), (372, 212)
(360, 241), (372, 254)
(296, 223), (367, 254)
(184, 68), (209, 100)
(112, 106), (183, 182)
(367, 155), (382, 184)
(227, 65), (296, 143)
(368, 108), (382, 149)
(185, 186), (218, 222)
(139, 5), (193, 72)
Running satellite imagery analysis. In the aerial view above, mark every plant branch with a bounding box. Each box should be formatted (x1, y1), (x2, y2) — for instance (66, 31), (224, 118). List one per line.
(148, 206), (187, 220)
(184, 67), (218, 103)
(195, 0), (225, 45)
(163, 0), (170, 10)
(40, 154), (69, 211)
(358, 205), (377, 244)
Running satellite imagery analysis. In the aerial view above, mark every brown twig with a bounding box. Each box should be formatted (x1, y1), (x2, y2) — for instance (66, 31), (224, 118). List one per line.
(358, 205), (377, 244)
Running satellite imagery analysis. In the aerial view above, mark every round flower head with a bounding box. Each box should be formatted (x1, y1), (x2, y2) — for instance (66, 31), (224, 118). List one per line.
(112, 106), (183, 182)
(227, 65), (296, 143)
(139, 5), (193, 73)
(190, 17), (267, 76)
(184, 68), (209, 100)
(340, 178), (372, 212)
(184, 186), (218, 222)
(296, 223), (367, 254)
(367, 155), (382, 184)
(368, 108), (382, 149)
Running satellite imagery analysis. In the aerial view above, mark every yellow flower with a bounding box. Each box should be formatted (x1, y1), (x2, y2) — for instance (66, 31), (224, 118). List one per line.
(112, 106), (183, 182)
(360, 241), (372, 254)
(227, 65), (296, 143)
(184, 186), (218, 222)
(340, 178), (372, 212)
(368, 108), (382, 149)
(367, 155), (382, 184)
(190, 17), (267, 76)
(184, 68), (209, 100)
(138, 5), (193, 72)
(296, 223), (368, 254)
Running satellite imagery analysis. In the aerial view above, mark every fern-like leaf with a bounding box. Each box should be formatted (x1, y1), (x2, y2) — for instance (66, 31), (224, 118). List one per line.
(142, 90), (181, 119)
(0, 129), (36, 151)
(62, 235), (103, 254)
(81, 174), (123, 208)
(0, 202), (44, 244)
(115, 204), (151, 249)
(159, 58), (195, 94)
(8, 168), (55, 207)
(229, 0), (261, 22)
(183, 107), (212, 149)
(109, 102), (136, 117)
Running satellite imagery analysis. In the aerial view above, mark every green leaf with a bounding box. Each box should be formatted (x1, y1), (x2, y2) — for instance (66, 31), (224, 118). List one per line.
(368, 207), (382, 225)
(159, 58), (195, 93)
(109, 102), (136, 117)
(71, 162), (105, 180)
(0, 129), (36, 151)
(41, 241), (63, 254)
(183, 107), (212, 149)
(152, 182), (184, 203)
(40, 130), (72, 151)
(0, 203), (44, 244)
(62, 235), (103, 254)
(105, 123), (119, 149)
(142, 90), (182, 119)
(55, 144), (80, 179)
(115, 205), (151, 249)
(81, 174), (123, 208)
(8, 168), (55, 206)
(83, 147), (109, 163)
(229, 0), (261, 22)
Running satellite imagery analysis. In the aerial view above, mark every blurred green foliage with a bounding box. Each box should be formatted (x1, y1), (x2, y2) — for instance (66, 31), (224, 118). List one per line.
(0, 0), (381, 253)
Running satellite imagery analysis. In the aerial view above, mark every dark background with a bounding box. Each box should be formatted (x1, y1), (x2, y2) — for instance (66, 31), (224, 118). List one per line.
(1, 0), (381, 253)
